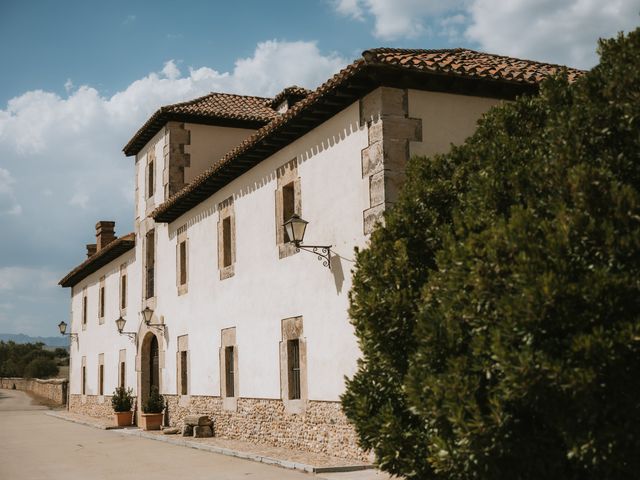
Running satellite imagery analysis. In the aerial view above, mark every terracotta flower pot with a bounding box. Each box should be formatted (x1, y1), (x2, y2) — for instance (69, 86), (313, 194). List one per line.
(114, 411), (133, 427)
(140, 412), (163, 431)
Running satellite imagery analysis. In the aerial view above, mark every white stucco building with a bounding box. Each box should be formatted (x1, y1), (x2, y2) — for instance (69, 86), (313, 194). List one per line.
(59, 48), (581, 460)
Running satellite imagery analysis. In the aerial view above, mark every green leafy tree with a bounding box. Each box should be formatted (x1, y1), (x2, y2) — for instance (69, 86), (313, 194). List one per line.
(343, 28), (640, 480)
(24, 357), (58, 379)
(0, 341), (62, 378)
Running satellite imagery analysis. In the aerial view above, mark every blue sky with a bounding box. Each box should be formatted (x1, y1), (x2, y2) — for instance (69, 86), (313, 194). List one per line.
(0, 0), (638, 337)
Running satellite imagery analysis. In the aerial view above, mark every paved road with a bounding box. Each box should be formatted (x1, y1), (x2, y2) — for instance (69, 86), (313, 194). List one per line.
(0, 389), (389, 480)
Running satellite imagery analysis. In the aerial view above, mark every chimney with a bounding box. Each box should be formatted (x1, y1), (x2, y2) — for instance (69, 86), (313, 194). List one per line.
(96, 221), (116, 251)
(86, 244), (97, 258)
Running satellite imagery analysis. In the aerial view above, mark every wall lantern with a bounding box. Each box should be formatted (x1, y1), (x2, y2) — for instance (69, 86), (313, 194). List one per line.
(115, 316), (137, 343)
(141, 307), (165, 332)
(283, 214), (332, 269)
(57, 320), (78, 342)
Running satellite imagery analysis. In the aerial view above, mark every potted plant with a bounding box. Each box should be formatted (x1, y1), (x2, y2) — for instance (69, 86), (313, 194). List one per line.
(140, 386), (164, 430)
(111, 387), (134, 427)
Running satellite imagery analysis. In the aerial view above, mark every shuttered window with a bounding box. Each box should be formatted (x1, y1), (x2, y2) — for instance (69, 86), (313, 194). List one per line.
(287, 339), (301, 400)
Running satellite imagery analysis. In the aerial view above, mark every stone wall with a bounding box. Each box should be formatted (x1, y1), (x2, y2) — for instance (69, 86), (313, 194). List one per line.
(69, 393), (135, 419)
(66, 391), (367, 461)
(164, 396), (369, 462)
(0, 377), (68, 405)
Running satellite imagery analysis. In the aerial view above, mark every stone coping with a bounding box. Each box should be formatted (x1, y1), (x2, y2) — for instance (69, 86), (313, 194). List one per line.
(46, 410), (373, 474)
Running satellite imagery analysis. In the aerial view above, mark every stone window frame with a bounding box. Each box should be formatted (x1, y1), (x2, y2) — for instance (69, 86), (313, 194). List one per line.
(177, 335), (190, 405)
(98, 276), (106, 325)
(217, 196), (236, 280)
(279, 316), (308, 414)
(219, 327), (239, 411)
(97, 353), (105, 397)
(81, 356), (87, 396)
(81, 287), (88, 331)
(118, 349), (126, 389)
(275, 159), (302, 259)
(176, 228), (188, 295)
(119, 264), (127, 315)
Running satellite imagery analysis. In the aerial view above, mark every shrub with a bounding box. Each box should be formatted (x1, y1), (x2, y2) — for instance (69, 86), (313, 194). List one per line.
(111, 387), (133, 412)
(343, 28), (640, 479)
(142, 387), (164, 414)
(23, 357), (58, 379)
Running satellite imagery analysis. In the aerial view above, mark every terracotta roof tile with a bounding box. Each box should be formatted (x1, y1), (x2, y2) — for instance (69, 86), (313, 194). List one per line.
(59, 233), (135, 287)
(123, 93), (277, 156)
(363, 48), (584, 84)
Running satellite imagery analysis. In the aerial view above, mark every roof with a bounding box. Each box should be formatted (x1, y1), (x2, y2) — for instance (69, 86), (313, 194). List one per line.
(363, 48), (584, 85)
(123, 93), (277, 156)
(59, 233), (135, 288)
(151, 48), (585, 223)
(269, 86), (312, 108)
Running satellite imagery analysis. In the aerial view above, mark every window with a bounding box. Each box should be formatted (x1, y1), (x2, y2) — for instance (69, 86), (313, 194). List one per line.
(82, 295), (87, 326)
(145, 230), (155, 299)
(177, 335), (188, 397)
(119, 361), (126, 389)
(120, 274), (127, 310)
(119, 349), (126, 389)
(179, 241), (187, 284)
(98, 364), (104, 395)
(275, 159), (301, 258)
(99, 284), (105, 320)
(147, 159), (155, 198)
(220, 327), (237, 409)
(282, 182), (295, 242)
(81, 356), (87, 395)
(180, 351), (188, 395)
(280, 316), (306, 413)
(222, 217), (232, 267)
(217, 197), (235, 280)
(287, 339), (301, 400)
(225, 346), (235, 398)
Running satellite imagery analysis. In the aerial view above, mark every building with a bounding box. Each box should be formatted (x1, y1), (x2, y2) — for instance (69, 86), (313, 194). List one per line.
(58, 48), (581, 460)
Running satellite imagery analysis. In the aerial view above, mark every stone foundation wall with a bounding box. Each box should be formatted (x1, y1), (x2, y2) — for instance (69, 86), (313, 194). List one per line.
(1, 377), (68, 405)
(69, 394), (135, 419)
(164, 396), (368, 461)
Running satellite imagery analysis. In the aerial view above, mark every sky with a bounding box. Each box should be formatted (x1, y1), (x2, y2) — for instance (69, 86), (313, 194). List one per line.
(0, 0), (638, 337)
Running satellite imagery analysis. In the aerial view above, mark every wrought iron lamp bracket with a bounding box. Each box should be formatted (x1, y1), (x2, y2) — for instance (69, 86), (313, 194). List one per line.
(295, 243), (332, 270)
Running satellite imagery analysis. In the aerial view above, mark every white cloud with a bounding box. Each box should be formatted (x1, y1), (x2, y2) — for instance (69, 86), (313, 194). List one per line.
(161, 60), (181, 80)
(333, 0), (365, 20)
(466, 0), (640, 69)
(332, 0), (640, 68)
(333, 0), (467, 39)
(64, 79), (74, 93)
(0, 168), (21, 216)
(0, 40), (347, 336)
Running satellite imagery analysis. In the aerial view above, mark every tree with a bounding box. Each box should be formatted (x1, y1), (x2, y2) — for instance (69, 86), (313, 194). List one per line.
(342, 28), (640, 480)
(24, 357), (58, 379)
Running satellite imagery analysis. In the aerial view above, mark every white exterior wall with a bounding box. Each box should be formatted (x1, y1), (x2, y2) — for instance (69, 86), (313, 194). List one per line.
(153, 102), (368, 401)
(408, 89), (501, 158)
(184, 124), (256, 184)
(69, 249), (139, 395)
(69, 87), (506, 405)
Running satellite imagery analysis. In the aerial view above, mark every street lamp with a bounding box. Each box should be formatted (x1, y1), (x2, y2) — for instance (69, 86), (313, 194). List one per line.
(141, 307), (165, 332)
(283, 214), (332, 269)
(115, 316), (137, 343)
(57, 321), (78, 342)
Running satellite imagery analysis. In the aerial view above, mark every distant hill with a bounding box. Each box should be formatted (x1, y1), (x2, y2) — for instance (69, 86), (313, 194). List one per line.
(0, 333), (69, 348)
